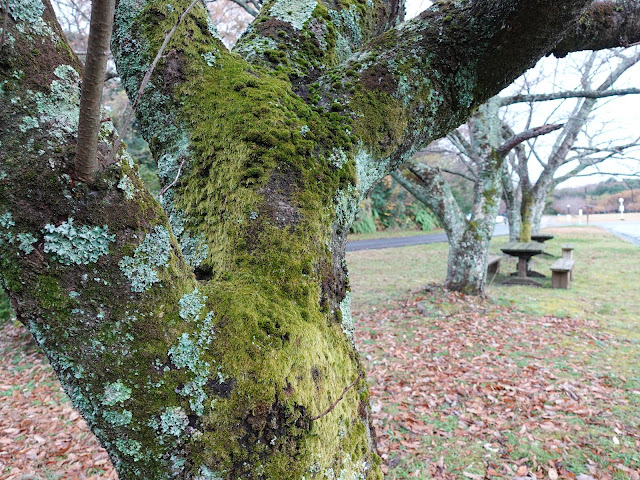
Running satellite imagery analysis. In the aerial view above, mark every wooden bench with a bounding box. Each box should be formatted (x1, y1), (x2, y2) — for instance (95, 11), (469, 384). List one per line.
(487, 255), (501, 275)
(551, 258), (575, 289)
(561, 244), (574, 260)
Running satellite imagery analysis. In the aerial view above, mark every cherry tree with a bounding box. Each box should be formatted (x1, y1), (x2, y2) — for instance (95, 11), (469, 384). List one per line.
(1, 0), (639, 477)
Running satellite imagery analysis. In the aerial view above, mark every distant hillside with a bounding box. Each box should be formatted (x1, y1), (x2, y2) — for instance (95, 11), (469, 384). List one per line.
(551, 178), (640, 214)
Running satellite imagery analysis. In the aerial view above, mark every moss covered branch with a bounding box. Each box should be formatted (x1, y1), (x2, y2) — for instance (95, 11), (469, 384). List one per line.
(553, 0), (640, 57)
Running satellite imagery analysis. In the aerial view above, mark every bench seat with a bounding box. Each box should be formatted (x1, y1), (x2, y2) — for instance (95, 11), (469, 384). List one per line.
(487, 255), (502, 275)
(551, 258), (575, 289)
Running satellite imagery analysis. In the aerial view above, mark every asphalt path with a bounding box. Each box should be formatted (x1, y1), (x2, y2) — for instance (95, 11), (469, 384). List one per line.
(594, 221), (640, 247)
(346, 223), (510, 251)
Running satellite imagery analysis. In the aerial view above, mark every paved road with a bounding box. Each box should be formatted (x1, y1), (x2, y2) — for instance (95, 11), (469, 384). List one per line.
(594, 221), (640, 247)
(346, 224), (510, 252)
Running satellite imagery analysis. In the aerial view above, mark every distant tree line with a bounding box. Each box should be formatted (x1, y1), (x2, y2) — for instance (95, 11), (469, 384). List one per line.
(351, 175), (441, 234)
(551, 178), (640, 214)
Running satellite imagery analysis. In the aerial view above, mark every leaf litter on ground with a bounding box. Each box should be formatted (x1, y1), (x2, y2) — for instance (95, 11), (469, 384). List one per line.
(354, 285), (640, 479)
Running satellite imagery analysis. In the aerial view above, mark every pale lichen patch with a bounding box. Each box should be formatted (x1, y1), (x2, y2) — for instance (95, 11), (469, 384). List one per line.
(7, 0), (45, 27)
(269, 0), (317, 30)
(102, 380), (132, 406)
(42, 219), (114, 266)
(338, 290), (354, 341)
(119, 225), (171, 292)
(17, 232), (37, 254)
(117, 174), (136, 200)
(158, 406), (189, 437)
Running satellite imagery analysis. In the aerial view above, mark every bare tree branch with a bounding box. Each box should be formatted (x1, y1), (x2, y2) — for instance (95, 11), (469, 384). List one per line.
(440, 168), (477, 183)
(497, 124), (564, 156)
(500, 87), (640, 106)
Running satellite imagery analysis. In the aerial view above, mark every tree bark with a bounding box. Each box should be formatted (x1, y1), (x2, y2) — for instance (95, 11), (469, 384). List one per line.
(531, 196), (546, 234)
(518, 189), (535, 242)
(502, 165), (522, 242)
(3, 0), (640, 477)
(74, 0), (116, 182)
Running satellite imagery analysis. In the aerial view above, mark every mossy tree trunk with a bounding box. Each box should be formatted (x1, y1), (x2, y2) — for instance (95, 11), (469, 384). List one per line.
(502, 162), (522, 242)
(518, 189), (535, 242)
(2, 0), (639, 478)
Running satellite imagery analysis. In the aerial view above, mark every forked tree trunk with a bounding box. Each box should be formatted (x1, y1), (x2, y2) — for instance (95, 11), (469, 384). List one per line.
(2, 0), (637, 477)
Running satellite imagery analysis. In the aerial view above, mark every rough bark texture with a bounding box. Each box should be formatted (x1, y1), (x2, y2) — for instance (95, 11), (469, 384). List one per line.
(553, 0), (640, 57)
(2, 0), (640, 478)
(502, 161), (522, 242)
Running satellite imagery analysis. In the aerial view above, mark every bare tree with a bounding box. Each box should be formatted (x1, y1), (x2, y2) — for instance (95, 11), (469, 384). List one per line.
(2, 0), (640, 477)
(393, 98), (561, 294)
(392, 47), (640, 293)
(500, 48), (640, 241)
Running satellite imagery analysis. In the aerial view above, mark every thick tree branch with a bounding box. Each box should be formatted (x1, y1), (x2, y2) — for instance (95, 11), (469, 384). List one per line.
(312, 0), (599, 184)
(112, 0), (201, 159)
(233, 0), (403, 83)
(0, 3), (203, 475)
(553, 0), (640, 57)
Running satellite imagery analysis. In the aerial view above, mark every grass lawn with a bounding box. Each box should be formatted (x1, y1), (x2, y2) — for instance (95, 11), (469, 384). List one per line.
(348, 226), (640, 479)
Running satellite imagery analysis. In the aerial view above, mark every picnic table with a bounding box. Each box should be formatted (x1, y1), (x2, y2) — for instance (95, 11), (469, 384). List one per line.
(500, 241), (546, 286)
(531, 234), (554, 243)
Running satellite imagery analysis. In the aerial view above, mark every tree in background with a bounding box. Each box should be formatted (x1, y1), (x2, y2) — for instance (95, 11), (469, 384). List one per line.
(2, 0), (640, 477)
(393, 97), (562, 294)
(391, 47), (640, 296)
(500, 49), (640, 241)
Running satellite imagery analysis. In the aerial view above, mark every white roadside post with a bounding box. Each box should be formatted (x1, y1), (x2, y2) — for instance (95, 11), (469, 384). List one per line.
(619, 197), (625, 220)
